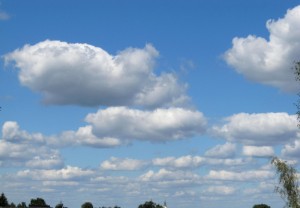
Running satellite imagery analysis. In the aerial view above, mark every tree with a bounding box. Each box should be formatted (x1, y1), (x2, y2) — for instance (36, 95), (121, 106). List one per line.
(55, 202), (64, 208)
(81, 202), (93, 208)
(0, 193), (9, 207)
(28, 198), (50, 208)
(138, 201), (164, 208)
(271, 157), (300, 208)
(11, 202), (16, 208)
(294, 61), (300, 127)
(253, 204), (271, 208)
(17, 202), (27, 208)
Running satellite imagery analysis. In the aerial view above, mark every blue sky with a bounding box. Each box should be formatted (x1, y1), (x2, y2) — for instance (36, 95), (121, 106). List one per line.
(1, 1), (300, 208)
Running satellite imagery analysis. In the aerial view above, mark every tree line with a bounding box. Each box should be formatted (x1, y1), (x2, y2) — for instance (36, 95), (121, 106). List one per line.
(0, 193), (122, 208)
(0, 193), (168, 208)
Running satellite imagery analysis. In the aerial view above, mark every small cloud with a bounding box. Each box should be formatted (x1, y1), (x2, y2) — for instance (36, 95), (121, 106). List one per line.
(242, 145), (274, 157)
(206, 169), (273, 181)
(100, 157), (148, 171)
(206, 185), (236, 195)
(211, 112), (298, 146)
(0, 11), (9, 20)
(204, 142), (236, 158)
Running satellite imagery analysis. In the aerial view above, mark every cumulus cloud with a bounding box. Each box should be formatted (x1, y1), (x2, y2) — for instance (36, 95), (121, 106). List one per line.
(17, 166), (94, 180)
(282, 138), (300, 157)
(100, 157), (148, 171)
(4, 40), (189, 108)
(25, 154), (64, 169)
(152, 155), (205, 169)
(1, 106), (206, 155)
(204, 142), (236, 158)
(57, 125), (123, 148)
(224, 5), (300, 92)
(207, 169), (273, 181)
(139, 168), (201, 186)
(2, 121), (46, 144)
(152, 155), (250, 169)
(0, 121), (64, 169)
(206, 186), (236, 195)
(243, 145), (274, 157)
(85, 107), (207, 142)
(212, 112), (298, 146)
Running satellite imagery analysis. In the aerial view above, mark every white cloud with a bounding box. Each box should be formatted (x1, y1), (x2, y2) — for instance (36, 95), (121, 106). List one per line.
(212, 112), (298, 146)
(0, 106), (207, 154)
(206, 186), (236, 195)
(243, 145), (274, 157)
(224, 5), (300, 92)
(85, 107), (207, 142)
(4, 40), (189, 108)
(100, 157), (147, 171)
(204, 143), (236, 158)
(2, 121), (46, 144)
(282, 138), (300, 157)
(207, 169), (273, 181)
(0, 11), (9, 20)
(139, 168), (201, 184)
(205, 158), (251, 167)
(63, 125), (123, 148)
(152, 155), (250, 169)
(42, 181), (79, 187)
(25, 154), (64, 169)
(0, 121), (64, 169)
(17, 166), (94, 180)
(152, 155), (205, 169)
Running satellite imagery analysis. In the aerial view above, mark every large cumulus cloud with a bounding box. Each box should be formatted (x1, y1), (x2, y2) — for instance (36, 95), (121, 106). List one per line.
(224, 6), (300, 92)
(4, 40), (189, 108)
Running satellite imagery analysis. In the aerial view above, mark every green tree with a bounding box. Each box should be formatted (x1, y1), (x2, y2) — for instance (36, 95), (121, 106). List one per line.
(28, 198), (50, 208)
(55, 202), (64, 208)
(294, 61), (300, 127)
(271, 157), (300, 208)
(11, 202), (16, 208)
(0, 193), (9, 207)
(253, 204), (271, 208)
(81, 202), (93, 208)
(138, 201), (164, 208)
(17, 202), (27, 208)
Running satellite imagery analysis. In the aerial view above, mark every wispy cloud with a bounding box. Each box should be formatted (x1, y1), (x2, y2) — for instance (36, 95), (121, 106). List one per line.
(0, 10), (9, 20)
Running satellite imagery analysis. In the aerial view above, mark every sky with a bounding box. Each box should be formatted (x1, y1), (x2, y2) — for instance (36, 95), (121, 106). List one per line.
(1, 1), (300, 208)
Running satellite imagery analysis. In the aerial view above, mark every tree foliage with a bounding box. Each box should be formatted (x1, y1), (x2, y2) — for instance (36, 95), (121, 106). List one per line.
(0, 193), (9, 207)
(271, 157), (300, 208)
(253, 204), (271, 208)
(55, 202), (64, 208)
(81, 202), (93, 208)
(294, 61), (300, 127)
(138, 201), (164, 208)
(17, 202), (27, 208)
(29, 198), (50, 208)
